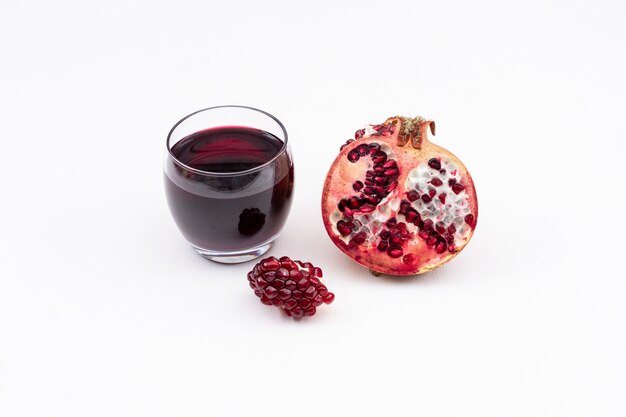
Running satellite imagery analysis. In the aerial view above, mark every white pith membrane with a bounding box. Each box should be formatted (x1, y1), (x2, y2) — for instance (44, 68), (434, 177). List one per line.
(405, 159), (472, 247)
(328, 135), (473, 260)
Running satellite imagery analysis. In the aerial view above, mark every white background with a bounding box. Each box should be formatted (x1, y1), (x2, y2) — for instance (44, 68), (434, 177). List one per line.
(1, 0), (625, 416)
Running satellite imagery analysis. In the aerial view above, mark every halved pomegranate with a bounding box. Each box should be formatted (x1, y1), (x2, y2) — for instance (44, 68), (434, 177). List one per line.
(321, 116), (478, 276)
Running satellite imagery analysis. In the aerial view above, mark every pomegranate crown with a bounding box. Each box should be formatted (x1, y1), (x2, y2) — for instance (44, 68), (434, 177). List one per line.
(387, 116), (436, 149)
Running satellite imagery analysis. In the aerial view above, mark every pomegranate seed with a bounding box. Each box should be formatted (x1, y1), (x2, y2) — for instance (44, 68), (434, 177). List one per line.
(402, 254), (415, 264)
(377, 241), (389, 251)
(380, 230), (391, 240)
(421, 194), (432, 203)
(264, 286), (278, 299)
(317, 285), (328, 296)
(387, 246), (403, 258)
(359, 204), (376, 213)
(278, 288), (291, 300)
(357, 144), (369, 156)
(448, 178), (457, 186)
(405, 209), (418, 223)
(368, 195), (383, 204)
(448, 224), (456, 234)
(439, 169), (446, 175)
(451, 183), (465, 194)
(389, 236), (403, 245)
(374, 176), (386, 184)
(323, 293), (335, 304)
(336, 220), (352, 236)
(387, 181), (398, 192)
(384, 168), (399, 176)
(296, 278), (309, 291)
(383, 160), (397, 169)
(349, 196), (360, 208)
(385, 217), (397, 228)
(430, 178), (443, 187)
(281, 258), (298, 269)
(438, 193), (446, 204)
(363, 187), (374, 195)
(353, 180), (364, 191)
(364, 178), (374, 186)
(372, 152), (387, 164)
(399, 201), (410, 215)
(338, 199), (348, 212)
(374, 186), (385, 195)
(423, 219), (434, 230)
(428, 189), (436, 198)
(349, 232), (367, 246)
(465, 214), (475, 227)
(436, 222), (446, 234)
(368, 143), (381, 153)
(448, 244), (456, 252)
(304, 286), (317, 299)
(355, 129), (365, 139)
(418, 230), (430, 240)
(256, 277), (268, 288)
(366, 195), (381, 204)
(407, 190), (420, 202)
(426, 235), (438, 247)
(435, 241), (447, 254)
(261, 257), (280, 271)
(428, 158), (441, 170)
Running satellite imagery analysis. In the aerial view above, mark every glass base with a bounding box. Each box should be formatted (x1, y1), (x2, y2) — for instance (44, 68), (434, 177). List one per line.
(191, 240), (273, 264)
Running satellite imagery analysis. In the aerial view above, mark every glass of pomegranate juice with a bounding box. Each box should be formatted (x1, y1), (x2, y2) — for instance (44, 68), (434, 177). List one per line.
(164, 106), (294, 263)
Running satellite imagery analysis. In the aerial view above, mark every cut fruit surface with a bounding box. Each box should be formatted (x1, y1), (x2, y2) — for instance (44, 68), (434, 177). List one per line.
(321, 116), (478, 276)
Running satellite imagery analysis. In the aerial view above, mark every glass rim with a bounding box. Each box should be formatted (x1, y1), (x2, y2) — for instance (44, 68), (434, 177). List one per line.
(166, 105), (289, 177)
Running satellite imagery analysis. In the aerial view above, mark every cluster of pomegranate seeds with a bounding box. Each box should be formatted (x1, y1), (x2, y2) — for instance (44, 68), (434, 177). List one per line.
(404, 157), (476, 254)
(335, 131), (401, 244)
(376, 217), (411, 258)
(248, 256), (335, 318)
(238, 208), (266, 236)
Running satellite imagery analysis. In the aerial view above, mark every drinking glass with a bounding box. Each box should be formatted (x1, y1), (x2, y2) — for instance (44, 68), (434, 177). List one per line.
(164, 106), (294, 263)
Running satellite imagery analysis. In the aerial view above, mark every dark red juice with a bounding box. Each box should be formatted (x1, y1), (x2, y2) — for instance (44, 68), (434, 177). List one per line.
(165, 126), (294, 251)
